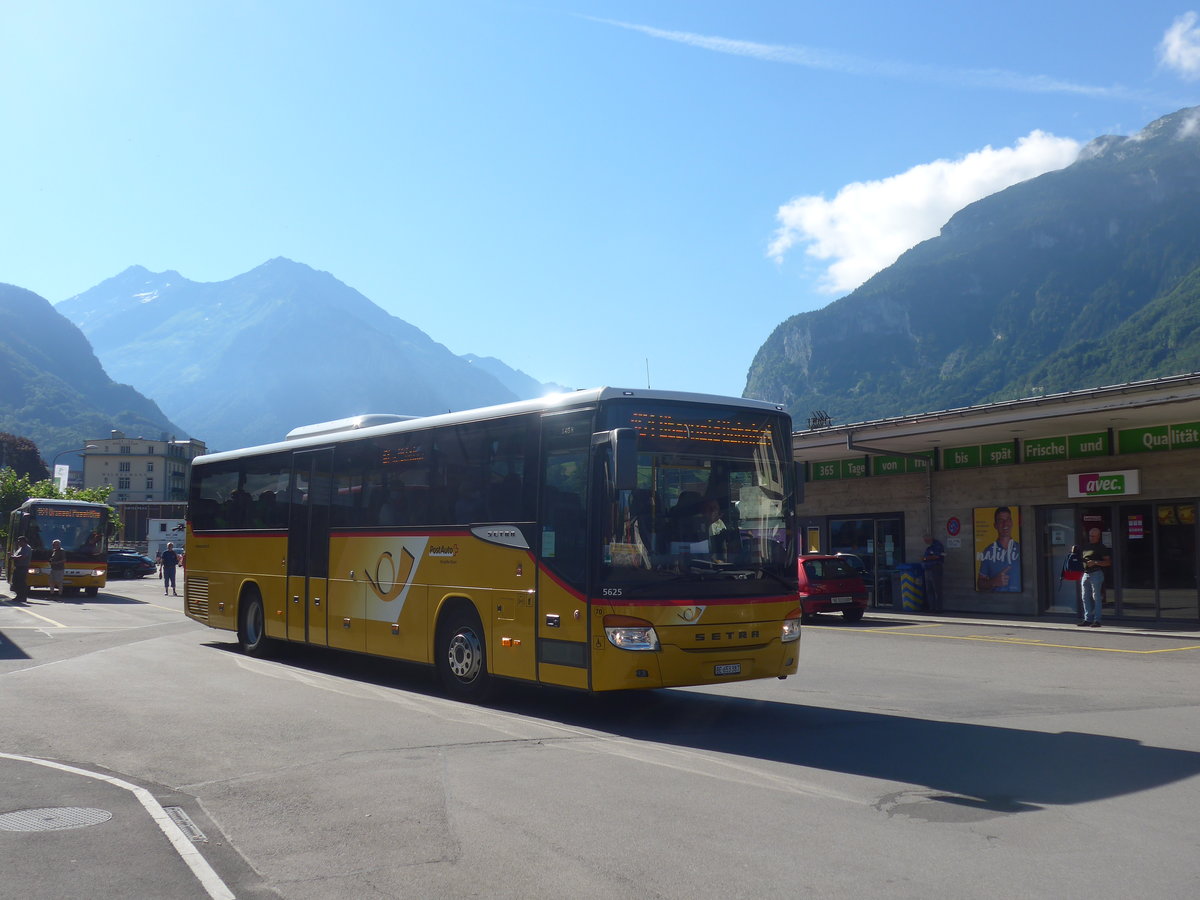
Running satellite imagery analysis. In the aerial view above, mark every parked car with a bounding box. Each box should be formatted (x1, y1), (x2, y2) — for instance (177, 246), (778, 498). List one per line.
(797, 554), (869, 622)
(107, 551), (157, 579)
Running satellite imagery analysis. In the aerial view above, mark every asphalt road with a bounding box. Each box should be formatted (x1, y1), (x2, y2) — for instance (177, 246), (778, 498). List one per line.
(3, 575), (1200, 899)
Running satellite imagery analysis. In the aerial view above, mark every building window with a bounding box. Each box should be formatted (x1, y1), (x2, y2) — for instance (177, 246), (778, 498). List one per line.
(120, 445), (131, 455)
(118, 477), (130, 489)
(119, 461), (131, 472)
(146, 478), (154, 490)
(147, 446), (155, 454)
(147, 462), (154, 472)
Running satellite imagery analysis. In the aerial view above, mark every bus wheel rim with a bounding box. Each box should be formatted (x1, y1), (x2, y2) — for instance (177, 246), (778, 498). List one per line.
(447, 629), (482, 682)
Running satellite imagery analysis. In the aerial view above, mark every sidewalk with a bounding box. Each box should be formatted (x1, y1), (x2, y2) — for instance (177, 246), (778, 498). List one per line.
(0, 752), (236, 900)
(868, 606), (1200, 639)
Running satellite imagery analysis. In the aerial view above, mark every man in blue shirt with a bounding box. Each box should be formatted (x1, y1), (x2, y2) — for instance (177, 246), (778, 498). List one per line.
(160, 542), (180, 596)
(922, 533), (945, 611)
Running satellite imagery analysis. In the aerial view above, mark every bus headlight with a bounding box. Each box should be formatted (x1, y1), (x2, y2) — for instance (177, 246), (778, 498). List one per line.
(782, 609), (802, 643)
(604, 615), (659, 651)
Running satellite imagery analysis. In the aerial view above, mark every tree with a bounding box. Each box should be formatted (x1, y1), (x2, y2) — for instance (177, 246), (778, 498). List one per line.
(0, 432), (49, 480)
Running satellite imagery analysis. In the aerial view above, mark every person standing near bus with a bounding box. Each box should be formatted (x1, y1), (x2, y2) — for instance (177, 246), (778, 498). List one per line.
(9, 536), (32, 601)
(160, 542), (180, 596)
(922, 533), (945, 611)
(48, 539), (67, 597)
(1079, 527), (1111, 627)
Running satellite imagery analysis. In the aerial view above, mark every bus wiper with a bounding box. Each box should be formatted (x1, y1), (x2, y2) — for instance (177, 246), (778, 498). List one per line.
(756, 568), (798, 591)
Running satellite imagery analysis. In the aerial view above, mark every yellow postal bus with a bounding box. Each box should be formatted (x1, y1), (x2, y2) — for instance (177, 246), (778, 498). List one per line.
(5, 498), (111, 597)
(184, 388), (801, 699)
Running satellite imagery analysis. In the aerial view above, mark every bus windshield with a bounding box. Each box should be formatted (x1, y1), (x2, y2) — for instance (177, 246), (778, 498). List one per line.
(597, 402), (796, 599)
(22, 504), (108, 559)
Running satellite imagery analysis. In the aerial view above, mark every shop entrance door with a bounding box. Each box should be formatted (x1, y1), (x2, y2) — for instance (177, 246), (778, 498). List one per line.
(829, 515), (903, 607)
(1040, 507), (1079, 615)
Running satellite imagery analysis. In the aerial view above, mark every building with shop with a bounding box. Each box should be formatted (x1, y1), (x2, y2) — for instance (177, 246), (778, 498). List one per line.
(793, 373), (1200, 625)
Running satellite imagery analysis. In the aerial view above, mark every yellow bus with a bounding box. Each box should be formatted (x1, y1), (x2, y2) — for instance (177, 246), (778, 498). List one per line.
(5, 498), (112, 597)
(184, 388), (801, 700)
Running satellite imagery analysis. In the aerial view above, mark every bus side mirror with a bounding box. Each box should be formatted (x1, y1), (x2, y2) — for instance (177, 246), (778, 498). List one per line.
(593, 428), (638, 493)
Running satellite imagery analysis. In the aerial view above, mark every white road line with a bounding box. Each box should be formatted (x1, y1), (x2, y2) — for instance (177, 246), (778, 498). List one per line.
(0, 752), (235, 900)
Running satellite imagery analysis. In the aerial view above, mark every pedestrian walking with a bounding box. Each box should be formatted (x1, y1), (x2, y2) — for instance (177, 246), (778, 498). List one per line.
(160, 542), (180, 596)
(8, 536), (33, 601)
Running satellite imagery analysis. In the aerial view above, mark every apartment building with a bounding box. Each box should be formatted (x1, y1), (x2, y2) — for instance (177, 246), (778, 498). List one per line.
(82, 431), (207, 503)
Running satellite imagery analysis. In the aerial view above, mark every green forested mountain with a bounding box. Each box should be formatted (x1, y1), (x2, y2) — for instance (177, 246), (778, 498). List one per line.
(0, 283), (184, 460)
(745, 106), (1200, 424)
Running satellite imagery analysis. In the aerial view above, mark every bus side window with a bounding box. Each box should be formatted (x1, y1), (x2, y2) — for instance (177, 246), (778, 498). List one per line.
(541, 450), (588, 585)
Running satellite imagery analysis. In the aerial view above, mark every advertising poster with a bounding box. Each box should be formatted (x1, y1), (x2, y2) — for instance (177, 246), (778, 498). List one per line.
(974, 505), (1021, 592)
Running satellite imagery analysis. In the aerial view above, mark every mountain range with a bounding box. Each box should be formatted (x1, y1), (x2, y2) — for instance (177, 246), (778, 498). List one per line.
(56, 260), (562, 451)
(744, 105), (1200, 425)
(4, 105), (1200, 460)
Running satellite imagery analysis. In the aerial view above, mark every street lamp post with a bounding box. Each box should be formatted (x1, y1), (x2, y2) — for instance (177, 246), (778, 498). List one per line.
(51, 444), (98, 491)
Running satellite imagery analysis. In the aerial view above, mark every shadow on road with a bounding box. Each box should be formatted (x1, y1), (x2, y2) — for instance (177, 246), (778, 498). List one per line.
(207, 638), (1200, 815)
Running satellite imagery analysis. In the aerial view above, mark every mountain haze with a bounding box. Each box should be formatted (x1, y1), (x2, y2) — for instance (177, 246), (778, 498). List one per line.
(58, 259), (521, 451)
(745, 106), (1200, 424)
(460, 354), (569, 398)
(0, 283), (184, 459)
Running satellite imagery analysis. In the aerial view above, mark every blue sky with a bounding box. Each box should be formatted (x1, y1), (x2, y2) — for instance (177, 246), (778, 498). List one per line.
(3, 2), (1199, 401)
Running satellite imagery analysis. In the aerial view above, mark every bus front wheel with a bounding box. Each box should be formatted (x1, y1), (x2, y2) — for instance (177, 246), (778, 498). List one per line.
(238, 589), (272, 657)
(436, 606), (491, 702)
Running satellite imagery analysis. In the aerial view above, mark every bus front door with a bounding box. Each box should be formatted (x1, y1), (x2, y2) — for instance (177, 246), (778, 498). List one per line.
(287, 448), (334, 645)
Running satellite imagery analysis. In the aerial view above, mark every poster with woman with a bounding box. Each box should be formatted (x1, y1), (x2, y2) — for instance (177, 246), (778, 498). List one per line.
(975, 505), (1021, 592)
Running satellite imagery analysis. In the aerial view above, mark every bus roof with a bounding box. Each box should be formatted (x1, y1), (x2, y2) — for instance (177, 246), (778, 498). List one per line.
(195, 387), (789, 465)
(15, 498), (111, 509)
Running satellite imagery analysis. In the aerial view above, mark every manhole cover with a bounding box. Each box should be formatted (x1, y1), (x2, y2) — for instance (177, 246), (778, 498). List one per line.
(0, 807), (113, 832)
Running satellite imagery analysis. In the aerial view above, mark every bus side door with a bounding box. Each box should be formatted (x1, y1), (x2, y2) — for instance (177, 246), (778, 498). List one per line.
(287, 448), (333, 645)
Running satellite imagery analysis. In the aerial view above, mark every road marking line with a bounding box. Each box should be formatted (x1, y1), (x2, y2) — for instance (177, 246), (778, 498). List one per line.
(0, 752), (235, 900)
(3, 607), (68, 627)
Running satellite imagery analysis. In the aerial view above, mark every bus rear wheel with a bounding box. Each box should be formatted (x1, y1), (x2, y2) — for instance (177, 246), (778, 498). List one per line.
(238, 589), (272, 657)
(436, 606), (491, 702)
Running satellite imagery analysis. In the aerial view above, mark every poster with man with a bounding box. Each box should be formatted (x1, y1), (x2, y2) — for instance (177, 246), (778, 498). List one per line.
(975, 505), (1021, 592)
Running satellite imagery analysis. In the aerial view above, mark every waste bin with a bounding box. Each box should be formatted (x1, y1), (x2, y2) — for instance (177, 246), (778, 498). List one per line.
(897, 563), (925, 611)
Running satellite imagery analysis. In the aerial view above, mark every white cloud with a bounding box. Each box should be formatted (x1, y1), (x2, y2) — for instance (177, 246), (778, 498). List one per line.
(769, 132), (1081, 293)
(1159, 12), (1200, 80)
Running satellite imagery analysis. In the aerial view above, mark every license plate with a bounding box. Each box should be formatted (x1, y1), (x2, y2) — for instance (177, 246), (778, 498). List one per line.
(831, 596), (852, 604)
(714, 663), (742, 676)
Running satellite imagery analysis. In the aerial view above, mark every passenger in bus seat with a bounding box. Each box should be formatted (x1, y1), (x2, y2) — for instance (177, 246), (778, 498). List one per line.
(228, 489), (253, 528)
(669, 491), (706, 543)
(704, 498), (741, 562)
(255, 491), (279, 528)
(377, 484), (406, 526)
(454, 481), (484, 522)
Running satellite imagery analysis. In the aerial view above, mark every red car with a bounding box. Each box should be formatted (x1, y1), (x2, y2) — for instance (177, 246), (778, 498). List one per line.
(797, 554), (868, 622)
